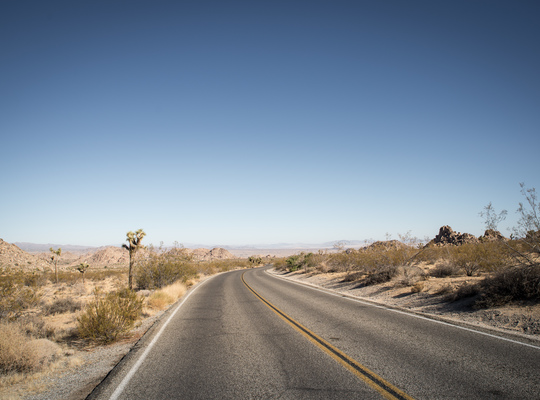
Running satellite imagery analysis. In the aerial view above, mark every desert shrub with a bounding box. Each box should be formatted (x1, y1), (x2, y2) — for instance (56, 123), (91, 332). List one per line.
(0, 322), (41, 374)
(44, 270), (79, 285)
(361, 265), (399, 286)
(77, 288), (143, 343)
(272, 258), (288, 272)
(411, 281), (425, 293)
(41, 297), (82, 316)
(341, 271), (365, 282)
(248, 256), (263, 266)
(474, 265), (540, 308)
(285, 255), (303, 272)
(445, 283), (481, 302)
(449, 242), (509, 276)
(396, 266), (425, 287)
(15, 315), (55, 339)
(0, 274), (41, 321)
(433, 284), (453, 296)
(22, 271), (48, 288)
(430, 262), (461, 278)
(135, 249), (199, 290)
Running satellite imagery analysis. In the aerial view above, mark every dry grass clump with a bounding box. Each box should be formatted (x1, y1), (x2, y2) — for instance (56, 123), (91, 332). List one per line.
(147, 281), (187, 310)
(0, 323), (41, 374)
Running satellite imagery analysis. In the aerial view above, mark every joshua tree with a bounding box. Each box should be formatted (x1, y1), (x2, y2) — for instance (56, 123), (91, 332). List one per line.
(123, 229), (146, 290)
(76, 263), (90, 284)
(49, 247), (62, 284)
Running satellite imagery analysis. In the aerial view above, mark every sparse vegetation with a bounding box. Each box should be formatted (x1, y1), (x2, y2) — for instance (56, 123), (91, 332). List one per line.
(135, 245), (198, 290)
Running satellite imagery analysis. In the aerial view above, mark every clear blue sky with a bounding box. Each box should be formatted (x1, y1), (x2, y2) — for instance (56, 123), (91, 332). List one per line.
(1, 1), (539, 247)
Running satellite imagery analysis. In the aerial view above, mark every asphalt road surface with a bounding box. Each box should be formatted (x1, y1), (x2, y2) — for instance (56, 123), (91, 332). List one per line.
(88, 267), (540, 399)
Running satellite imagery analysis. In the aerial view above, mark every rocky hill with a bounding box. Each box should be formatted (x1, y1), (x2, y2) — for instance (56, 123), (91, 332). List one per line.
(0, 239), (237, 271)
(77, 246), (130, 267)
(188, 247), (235, 261)
(0, 238), (51, 271)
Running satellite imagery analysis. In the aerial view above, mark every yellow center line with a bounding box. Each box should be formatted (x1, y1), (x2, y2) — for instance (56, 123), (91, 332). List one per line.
(241, 271), (415, 400)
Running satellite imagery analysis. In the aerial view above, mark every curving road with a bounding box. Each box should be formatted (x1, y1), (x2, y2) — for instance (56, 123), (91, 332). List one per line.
(88, 267), (540, 399)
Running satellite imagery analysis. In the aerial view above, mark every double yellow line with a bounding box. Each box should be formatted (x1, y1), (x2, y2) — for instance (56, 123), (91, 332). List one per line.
(241, 272), (415, 400)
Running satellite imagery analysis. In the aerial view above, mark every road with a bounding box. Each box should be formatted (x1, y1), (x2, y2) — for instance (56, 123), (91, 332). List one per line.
(88, 267), (540, 399)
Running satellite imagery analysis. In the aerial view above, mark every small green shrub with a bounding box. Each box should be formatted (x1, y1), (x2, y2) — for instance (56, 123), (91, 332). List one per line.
(77, 288), (143, 343)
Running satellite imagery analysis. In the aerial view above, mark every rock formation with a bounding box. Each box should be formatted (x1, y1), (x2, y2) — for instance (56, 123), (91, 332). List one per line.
(427, 226), (479, 246)
(479, 229), (506, 242)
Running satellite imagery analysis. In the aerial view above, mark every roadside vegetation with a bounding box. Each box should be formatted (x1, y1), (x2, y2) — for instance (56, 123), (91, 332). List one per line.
(275, 184), (540, 310)
(0, 236), (251, 388)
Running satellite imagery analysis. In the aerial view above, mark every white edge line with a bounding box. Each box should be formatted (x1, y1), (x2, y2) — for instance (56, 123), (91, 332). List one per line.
(109, 276), (214, 400)
(265, 270), (540, 351)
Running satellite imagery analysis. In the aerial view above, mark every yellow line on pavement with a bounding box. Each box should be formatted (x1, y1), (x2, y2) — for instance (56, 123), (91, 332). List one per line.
(241, 272), (415, 400)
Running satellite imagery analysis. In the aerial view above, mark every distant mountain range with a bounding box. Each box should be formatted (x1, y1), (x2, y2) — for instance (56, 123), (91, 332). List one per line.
(14, 242), (100, 253)
(15, 240), (369, 253)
